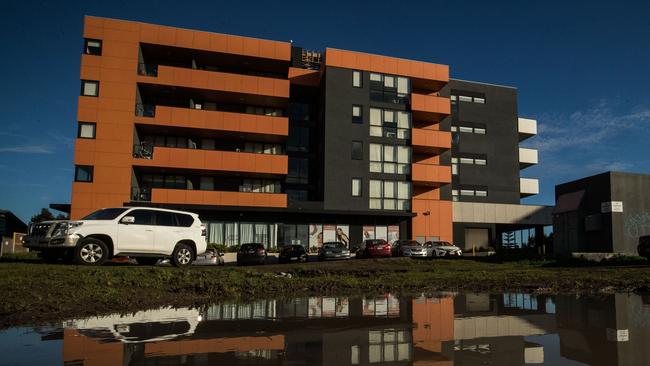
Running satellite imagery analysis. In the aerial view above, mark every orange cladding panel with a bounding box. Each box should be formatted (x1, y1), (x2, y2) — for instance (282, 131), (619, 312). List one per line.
(133, 147), (288, 175)
(325, 48), (448, 84)
(135, 106), (289, 137)
(411, 199), (452, 242)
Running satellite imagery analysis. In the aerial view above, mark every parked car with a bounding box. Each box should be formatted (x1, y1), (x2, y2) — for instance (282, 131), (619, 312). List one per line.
(638, 235), (650, 259)
(279, 245), (308, 264)
(236, 243), (267, 265)
(355, 239), (392, 259)
(318, 242), (351, 261)
(392, 240), (427, 257)
(425, 241), (463, 257)
(23, 207), (207, 267)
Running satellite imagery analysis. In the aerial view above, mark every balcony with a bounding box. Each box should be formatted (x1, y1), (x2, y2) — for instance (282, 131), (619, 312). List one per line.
(134, 104), (288, 139)
(147, 188), (287, 208)
(410, 94), (450, 122)
(132, 146), (288, 175)
(411, 163), (452, 187)
(411, 128), (451, 154)
(519, 148), (538, 169)
(520, 178), (539, 198)
(137, 64), (290, 99)
(518, 118), (537, 141)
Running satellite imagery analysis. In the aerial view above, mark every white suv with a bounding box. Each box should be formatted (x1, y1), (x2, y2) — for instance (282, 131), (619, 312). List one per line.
(24, 207), (207, 267)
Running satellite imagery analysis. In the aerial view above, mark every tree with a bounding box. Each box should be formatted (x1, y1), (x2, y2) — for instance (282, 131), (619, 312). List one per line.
(29, 208), (67, 224)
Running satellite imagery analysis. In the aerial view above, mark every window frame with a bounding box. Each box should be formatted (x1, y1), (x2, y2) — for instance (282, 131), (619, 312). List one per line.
(351, 141), (363, 160)
(74, 165), (94, 182)
(80, 80), (99, 97)
(77, 122), (96, 139)
(352, 104), (363, 124)
(83, 38), (102, 55)
(351, 177), (362, 197)
(352, 70), (362, 88)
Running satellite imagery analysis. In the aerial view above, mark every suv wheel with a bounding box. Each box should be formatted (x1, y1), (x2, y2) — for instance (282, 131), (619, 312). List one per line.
(75, 238), (108, 266)
(172, 243), (194, 267)
(136, 257), (159, 266)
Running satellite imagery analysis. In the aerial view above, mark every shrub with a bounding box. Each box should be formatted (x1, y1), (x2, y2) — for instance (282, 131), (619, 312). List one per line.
(207, 243), (227, 253)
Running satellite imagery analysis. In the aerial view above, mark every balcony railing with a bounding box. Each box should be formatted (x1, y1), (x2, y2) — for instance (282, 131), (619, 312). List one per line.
(135, 103), (156, 117)
(133, 142), (153, 159)
(138, 63), (158, 77)
(132, 187), (152, 202)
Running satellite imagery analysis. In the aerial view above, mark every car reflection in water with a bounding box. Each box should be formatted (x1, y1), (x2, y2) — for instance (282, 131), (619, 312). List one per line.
(9, 292), (650, 365)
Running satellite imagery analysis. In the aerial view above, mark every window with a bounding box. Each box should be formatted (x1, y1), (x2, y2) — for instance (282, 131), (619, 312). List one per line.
(369, 73), (410, 104)
(81, 80), (99, 97)
(287, 158), (309, 184)
(460, 158), (474, 165)
(240, 179), (281, 193)
(246, 106), (283, 116)
(460, 189), (475, 196)
(369, 107), (411, 139)
(83, 39), (102, 55)
(352, 105), (362, 123)
(475, 158), (487, 165)
(458, 95), (473, 102)
(452, 163), (458, 175)
(455, 125), (487, 134)
(128, 209), (155, 225)
(287, 127), (310, 152)
(200, 177), (214, 191)
(369, 179), (411, 210)
(75, 165), (93, 182)
(352, 178), (361, 197)
(476, 190), (488, 197)
(369, 143), (411, 174)
(175, 213), (194, 227)
(352, 141), (363, 160)
(287, 189), (308, 201)
(474, 97), (485, 104)
(352, 71), (362, 87)
(77, 122), (96, 139)
(155, 211), (176, 226)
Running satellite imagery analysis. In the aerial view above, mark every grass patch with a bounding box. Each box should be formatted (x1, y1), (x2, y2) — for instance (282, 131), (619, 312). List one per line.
(1, 257), (649, 328)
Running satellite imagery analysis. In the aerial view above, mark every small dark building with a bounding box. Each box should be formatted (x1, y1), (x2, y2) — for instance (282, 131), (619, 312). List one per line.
(0, 210), (28, 238)
(553, 172), (650, 255)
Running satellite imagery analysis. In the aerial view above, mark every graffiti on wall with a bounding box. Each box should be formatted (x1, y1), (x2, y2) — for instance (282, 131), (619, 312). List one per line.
(624, 212), (650, 238)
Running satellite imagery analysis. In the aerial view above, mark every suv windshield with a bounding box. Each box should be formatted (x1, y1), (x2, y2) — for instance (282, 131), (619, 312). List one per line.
(81, 208), (129, 220)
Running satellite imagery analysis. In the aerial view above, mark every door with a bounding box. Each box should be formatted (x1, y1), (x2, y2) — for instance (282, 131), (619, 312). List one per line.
(154, 211), (182, 254)
(117, 209), (155, 253)
(464, 228), (489, 251)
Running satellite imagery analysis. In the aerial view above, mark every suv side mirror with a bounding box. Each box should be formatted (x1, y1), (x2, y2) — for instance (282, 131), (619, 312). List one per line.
(120, 216), (135, 224)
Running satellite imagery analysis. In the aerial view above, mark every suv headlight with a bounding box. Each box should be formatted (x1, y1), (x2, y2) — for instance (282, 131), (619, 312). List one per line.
(52, 222), (83, 237)
(51, 223), (68, 237)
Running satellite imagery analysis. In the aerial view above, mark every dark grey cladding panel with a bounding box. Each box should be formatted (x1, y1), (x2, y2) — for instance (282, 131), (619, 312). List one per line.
(441, 79), (522, 205)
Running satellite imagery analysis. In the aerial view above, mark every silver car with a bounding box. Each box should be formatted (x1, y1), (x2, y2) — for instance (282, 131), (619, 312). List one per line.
(392, 240), (428, 257)
(425, 241), (463, 257)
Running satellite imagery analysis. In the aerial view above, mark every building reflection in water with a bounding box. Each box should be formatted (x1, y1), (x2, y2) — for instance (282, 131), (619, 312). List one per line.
(57, 292), (650, 366)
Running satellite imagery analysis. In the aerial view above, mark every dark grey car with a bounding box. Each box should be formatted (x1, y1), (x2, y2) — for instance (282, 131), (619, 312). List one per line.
(318, 242), (351, 261)
(236, 243), (267, 266)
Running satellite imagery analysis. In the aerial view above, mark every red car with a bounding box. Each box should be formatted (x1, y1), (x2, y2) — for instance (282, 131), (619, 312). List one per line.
(355, 239), (392, 259)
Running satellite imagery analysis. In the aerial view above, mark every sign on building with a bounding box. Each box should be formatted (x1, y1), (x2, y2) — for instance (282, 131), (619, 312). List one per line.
(601, 201), (623, 213)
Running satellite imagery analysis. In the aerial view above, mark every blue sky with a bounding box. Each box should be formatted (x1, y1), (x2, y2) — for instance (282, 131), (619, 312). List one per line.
(1, 0), (649, 223)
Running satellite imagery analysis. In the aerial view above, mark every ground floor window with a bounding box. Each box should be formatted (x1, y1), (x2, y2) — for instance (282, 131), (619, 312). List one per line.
(362, 225), (400, 243)
(205, 222), (279, 249)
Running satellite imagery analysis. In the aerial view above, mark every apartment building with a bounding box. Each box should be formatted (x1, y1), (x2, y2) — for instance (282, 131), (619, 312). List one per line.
(439, 80), (552, 250)
(71, 16), (549, 249)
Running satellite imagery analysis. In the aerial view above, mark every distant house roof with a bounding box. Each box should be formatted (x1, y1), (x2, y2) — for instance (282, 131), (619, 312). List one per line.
(0, 210), (28, 237)
(553, 190), (585, 214)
